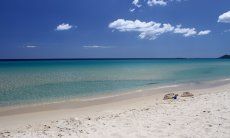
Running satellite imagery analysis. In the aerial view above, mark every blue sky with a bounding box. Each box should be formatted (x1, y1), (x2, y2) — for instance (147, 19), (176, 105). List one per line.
(0, 0), (230, 59)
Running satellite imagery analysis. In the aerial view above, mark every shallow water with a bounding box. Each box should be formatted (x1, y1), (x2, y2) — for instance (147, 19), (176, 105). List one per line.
(0, 59), (230, 106)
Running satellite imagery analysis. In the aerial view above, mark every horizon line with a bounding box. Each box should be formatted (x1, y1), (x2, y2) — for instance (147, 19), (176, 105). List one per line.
(0, 57), (228, 61)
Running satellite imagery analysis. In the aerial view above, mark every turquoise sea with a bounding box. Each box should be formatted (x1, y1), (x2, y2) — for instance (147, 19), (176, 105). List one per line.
(0, 59), (230, 107)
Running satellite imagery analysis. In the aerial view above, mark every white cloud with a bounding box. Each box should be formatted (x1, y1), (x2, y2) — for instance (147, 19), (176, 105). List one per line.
(108, 19), (174, 40)
(83, 45), (111, 48)
(138, 23), (174, 40)
(147, 0), (186, 6)
(147, 0), (167, 6)
(25, 45), (38, 48)
(174, 25), (197, 37)
(129, 8), (135, 12)
(132, 0), (141, 7)
(109, 19), (210, 40)
(198, 30), (211, 35)
(218, 11), (230, 23)
(56, 23), (73, 31)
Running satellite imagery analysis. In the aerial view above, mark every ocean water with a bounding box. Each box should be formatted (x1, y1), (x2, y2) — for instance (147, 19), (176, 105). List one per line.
(0, 59), (230, 106)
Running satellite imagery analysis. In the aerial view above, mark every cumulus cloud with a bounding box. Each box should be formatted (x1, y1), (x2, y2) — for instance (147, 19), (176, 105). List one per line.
(130, 0), (184, 12)
(56, 23), (73, 31)
(83, 45), (111, 48)
(147, 0), (167, 6)
(174, 25), (197, 37)
(108, 19), (174, 40)
(131, 0), (186, 7)
(198, 30), (211, 35)
(109, 19), (210, 40)
(132, 0), (141, 7)
(218, 11), (230, 23)
(138, 23), (174, 40)
(25, 45), (38, 48)
(147, 0), (186, 6)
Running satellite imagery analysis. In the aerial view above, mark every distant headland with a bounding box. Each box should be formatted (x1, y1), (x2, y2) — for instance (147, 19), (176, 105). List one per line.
(219, 55), (230, 59)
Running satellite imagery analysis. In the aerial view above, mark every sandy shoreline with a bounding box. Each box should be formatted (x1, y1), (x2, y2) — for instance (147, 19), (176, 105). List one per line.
(0, 80), (230, 137)
(1, 78), (230, 115)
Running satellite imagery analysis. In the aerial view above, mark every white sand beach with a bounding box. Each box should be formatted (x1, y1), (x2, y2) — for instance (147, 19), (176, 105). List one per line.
(0, 82), (230, 138)
(1, 0), (230, 137)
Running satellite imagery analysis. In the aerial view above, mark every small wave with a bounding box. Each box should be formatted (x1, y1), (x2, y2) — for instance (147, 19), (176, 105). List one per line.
(219, 78), (230, 81)
(210, 78), (230, 83)
(154, 84), (180, 89)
